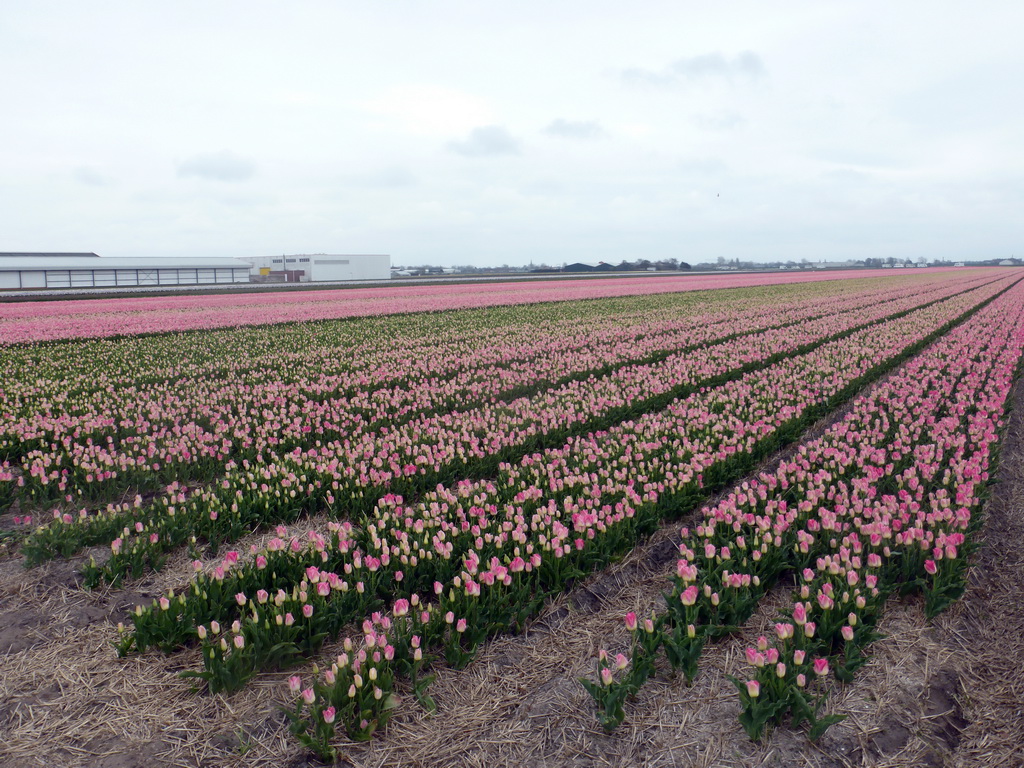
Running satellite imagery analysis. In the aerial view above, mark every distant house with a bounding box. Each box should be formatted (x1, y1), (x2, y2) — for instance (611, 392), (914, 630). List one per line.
(563, 262), (616, 273)
(999, 259), (1016, 266)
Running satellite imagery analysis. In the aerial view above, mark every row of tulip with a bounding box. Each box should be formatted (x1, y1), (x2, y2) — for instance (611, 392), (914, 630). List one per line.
(279, 277), (1024, 758)
(5, 290), (749, 472)
(5, 274), (974, 513)
(0, 461), (14, 512)
(7, 287), (826, 542)
(14, 283), (921, 562)
(118, 274), (1015, 686)
(9, 274), (906, 424)
(54, 274), (1010, 581)
(734, 287), (1022, 739)
(2, 276), (877, 406)
(0, 268), (961, 344)
(582, 277), (1024, 740)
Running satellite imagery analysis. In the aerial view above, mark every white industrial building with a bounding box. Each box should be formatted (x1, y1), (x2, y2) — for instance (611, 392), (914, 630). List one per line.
(242, 254), (391, 282)
(0, 253), (251, 290)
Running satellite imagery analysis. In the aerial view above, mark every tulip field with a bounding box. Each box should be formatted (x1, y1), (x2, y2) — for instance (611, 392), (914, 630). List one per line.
(2, 269), (1023, 767)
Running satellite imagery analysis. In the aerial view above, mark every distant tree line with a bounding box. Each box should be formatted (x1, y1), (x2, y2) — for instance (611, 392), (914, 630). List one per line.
(392, 259), (692, 276)
(542, 258), (691, 274)
(393, 255), (1019, 277)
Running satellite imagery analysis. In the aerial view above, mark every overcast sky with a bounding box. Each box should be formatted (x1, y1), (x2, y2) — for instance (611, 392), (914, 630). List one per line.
(2, 1), (1022, 266)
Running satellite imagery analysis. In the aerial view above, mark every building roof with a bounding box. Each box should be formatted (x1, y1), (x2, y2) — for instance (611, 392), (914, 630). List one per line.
(0, 255), (250, 271)
(0, 257), (99, 264)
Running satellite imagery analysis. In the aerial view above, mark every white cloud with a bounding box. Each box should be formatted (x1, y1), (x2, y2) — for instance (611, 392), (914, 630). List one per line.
(2, 2), (1023, 266)
(72, 166), (111, 186)
(447, 126), (521, 157)
(362, 85), (494, 136)
(177, 151), (255, 182)
(673, 51), (765, 80)
(622, 51), (766, 87)
(544, 119), (606, 139)
(692, 111), (747, 131)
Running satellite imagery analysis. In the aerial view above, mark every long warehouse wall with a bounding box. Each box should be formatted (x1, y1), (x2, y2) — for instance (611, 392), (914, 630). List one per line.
(0, 267), (250, 289)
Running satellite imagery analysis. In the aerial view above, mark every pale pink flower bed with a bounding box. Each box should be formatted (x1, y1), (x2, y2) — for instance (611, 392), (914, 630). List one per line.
(0, 269), (961, 344)
(10, 275), (989, 524)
